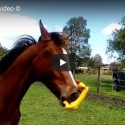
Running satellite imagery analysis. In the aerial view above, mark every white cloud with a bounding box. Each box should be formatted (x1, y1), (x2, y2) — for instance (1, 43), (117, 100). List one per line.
(101, 53), (117, 64)
(92, 47), (117, 64)
(102, 23), (121, 36)
(0, 13), (40, 49)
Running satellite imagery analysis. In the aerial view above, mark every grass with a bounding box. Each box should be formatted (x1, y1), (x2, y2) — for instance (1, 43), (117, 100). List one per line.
(20, 83), (125, 125)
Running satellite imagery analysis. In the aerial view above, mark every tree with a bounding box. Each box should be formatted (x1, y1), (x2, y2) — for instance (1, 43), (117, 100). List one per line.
(106, 17), (125, 61)
(110, 62), (119, 71)
(63, 16), (91, 67)
(88, 57), (95, 67)
(121, 16), (125, 26)
(0, 44), (8, 60)
(92, 54), (103, 67)
(78, 44), (91, 66)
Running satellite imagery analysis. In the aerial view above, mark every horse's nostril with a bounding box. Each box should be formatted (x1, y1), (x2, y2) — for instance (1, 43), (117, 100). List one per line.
(70, 92), (79, 101)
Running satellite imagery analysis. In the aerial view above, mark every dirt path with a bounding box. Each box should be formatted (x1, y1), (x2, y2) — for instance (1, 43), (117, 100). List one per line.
(87, 93), (125, 108)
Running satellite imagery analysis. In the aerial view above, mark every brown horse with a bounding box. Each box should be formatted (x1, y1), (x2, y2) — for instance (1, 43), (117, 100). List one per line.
(0, 20), (79, 125)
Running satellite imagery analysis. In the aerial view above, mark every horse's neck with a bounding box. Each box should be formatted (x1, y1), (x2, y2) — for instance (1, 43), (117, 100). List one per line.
(0, 45), (38, 110)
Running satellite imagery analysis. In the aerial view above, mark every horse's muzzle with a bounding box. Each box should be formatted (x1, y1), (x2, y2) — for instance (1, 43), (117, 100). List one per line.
(60, 81), (89, 111)
(70, 92), (80, 101)
(60, 91), (80, 107)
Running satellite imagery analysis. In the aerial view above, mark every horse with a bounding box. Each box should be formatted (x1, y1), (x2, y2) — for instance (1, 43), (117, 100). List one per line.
(0, 20), (79, 125)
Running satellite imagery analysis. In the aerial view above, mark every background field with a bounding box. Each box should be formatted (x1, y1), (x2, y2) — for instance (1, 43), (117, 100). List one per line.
(75, 74), (125, 98)
(19, 75), (125, 125)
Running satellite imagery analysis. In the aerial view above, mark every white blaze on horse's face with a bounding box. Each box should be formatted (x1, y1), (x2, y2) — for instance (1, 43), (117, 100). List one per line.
(62, 48), (77, 87)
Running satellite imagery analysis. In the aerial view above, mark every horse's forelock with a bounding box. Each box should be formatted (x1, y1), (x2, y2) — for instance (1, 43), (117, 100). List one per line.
(38, 32), (67, 46)
(50, 32), (68, 46)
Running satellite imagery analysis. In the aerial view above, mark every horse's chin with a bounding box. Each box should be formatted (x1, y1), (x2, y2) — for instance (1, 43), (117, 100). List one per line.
(60, 96), (66, 107)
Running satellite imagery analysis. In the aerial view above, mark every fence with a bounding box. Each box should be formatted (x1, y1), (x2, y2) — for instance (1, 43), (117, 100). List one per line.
(96, 67), (125, 93)
(75, 67), (125, 93)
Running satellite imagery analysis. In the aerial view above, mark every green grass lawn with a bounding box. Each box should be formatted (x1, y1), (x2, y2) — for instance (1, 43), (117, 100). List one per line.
(20, 84), (125, 125)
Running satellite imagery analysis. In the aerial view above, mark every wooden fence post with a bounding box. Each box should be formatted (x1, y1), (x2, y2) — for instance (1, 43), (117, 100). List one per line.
(97, 66), (100, 93)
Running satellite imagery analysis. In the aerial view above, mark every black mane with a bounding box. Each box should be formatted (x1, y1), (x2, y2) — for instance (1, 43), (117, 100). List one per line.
(0, 35), (37, 74)
(50, 32), (63, 45)
(38, 32), (64, 45)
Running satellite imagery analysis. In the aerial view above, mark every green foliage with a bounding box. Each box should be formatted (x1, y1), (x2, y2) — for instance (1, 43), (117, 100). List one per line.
(106, 16), (125, 61)
(88, 54), (103, 67)
(88, 57), (95, 67)
(120, 16), (125, 26)
(63, 16), (91, 66)
(93, 54), (103, 67)
(0, 47), (8, 60)
(107, 29), (125, 59)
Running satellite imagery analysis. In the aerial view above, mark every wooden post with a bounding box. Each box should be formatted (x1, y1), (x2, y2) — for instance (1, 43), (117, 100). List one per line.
(97, 66), (100, 93)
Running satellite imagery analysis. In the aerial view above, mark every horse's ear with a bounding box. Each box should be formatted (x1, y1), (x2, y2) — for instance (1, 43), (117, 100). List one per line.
(39, 20), (51, 40)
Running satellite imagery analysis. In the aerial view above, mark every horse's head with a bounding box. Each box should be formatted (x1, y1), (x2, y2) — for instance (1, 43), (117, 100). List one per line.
(33, 20), (79, 106)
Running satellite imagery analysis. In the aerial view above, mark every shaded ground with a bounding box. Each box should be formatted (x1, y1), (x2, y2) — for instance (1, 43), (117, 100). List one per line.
(87, 93), (125, 108)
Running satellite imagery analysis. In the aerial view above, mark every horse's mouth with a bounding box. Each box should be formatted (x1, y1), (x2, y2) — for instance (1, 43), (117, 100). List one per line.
(60, 92), (80, 107)
(60, 82), (89, 111)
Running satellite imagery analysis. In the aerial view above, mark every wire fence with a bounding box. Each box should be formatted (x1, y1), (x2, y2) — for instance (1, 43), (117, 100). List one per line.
(76, 67), (125, 93)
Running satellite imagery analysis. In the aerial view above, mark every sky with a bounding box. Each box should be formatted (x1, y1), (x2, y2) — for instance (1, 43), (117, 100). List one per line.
(0, 0), (125, 64)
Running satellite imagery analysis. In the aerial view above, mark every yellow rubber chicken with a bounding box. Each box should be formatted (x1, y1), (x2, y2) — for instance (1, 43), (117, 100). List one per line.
(63, 80), (89, 111)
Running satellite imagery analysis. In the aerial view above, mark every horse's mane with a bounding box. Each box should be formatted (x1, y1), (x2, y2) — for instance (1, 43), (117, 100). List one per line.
(50, 32), (64, 45)
(0, 32), (65, 74)
(38, 32), (64, 45)
(0, 35), (37, 74)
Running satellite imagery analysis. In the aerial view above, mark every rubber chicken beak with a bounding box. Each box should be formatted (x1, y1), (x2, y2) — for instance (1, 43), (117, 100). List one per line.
(63, 80), (89, 111)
